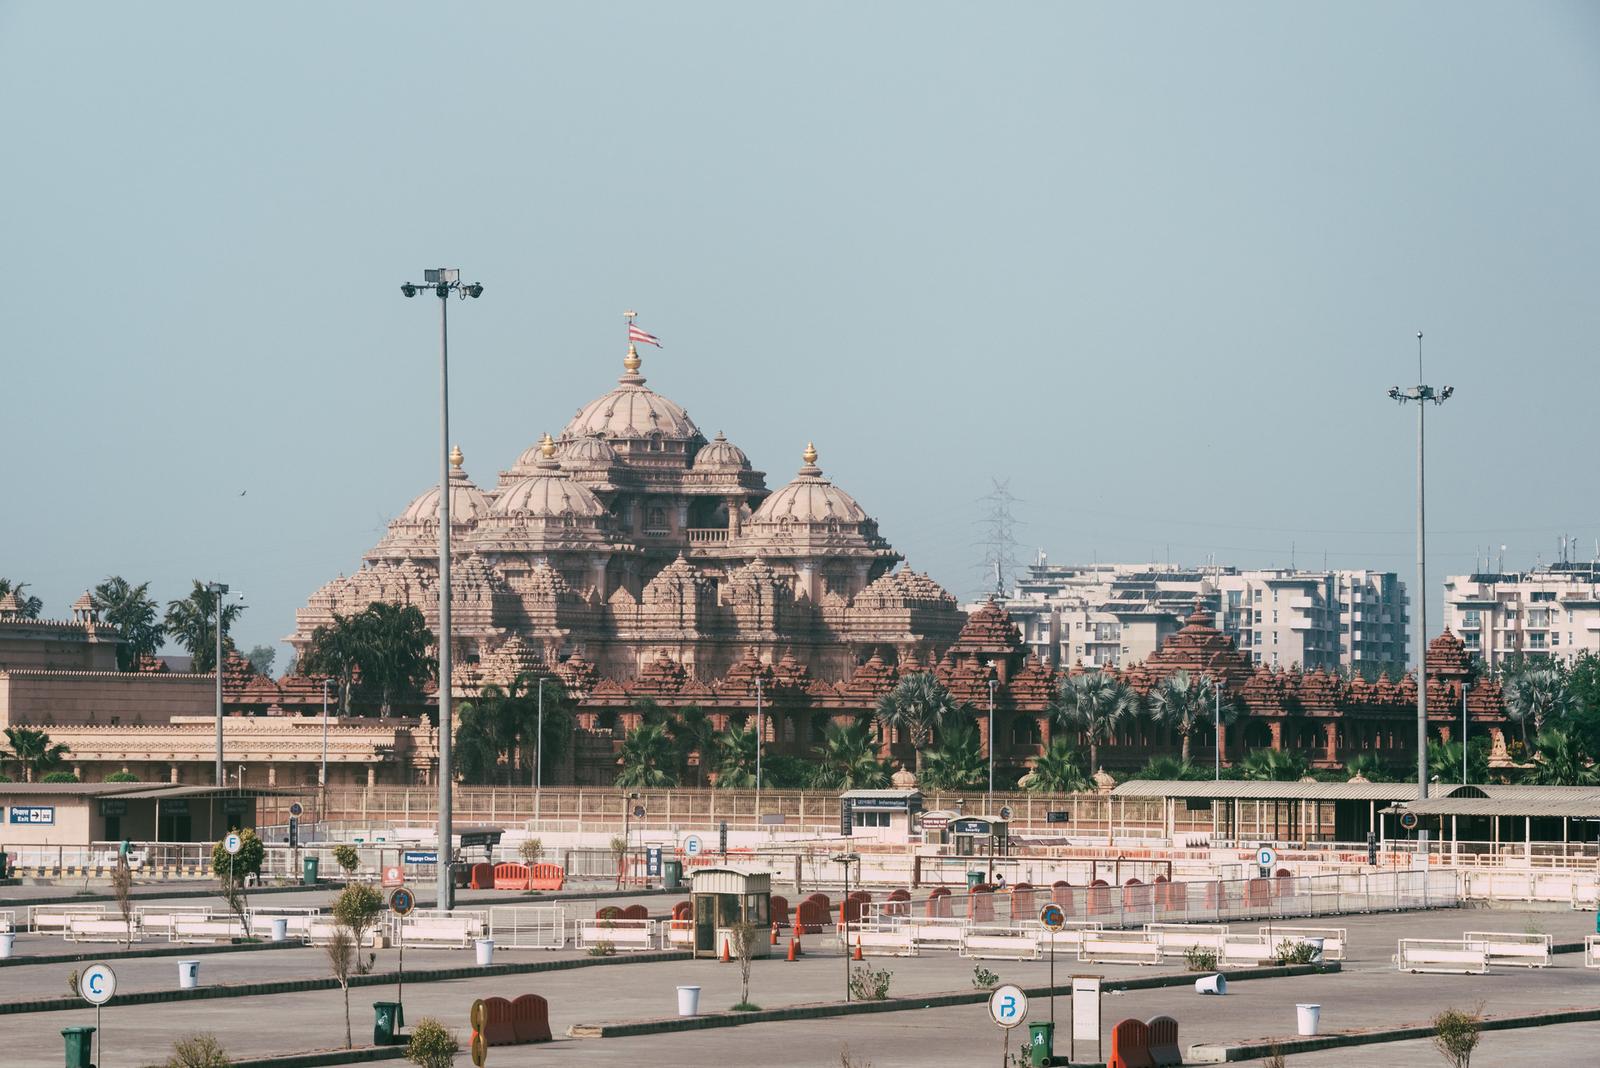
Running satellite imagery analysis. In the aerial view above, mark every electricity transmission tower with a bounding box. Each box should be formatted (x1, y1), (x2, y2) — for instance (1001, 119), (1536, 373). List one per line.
(974, 479), (1023, 598)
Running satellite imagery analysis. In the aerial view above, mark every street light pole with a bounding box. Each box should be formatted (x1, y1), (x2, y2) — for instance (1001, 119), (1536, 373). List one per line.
(402, 268), (483, 909)
(206, 582), (229, 786)
(987, 677), (997, 807)
(831, 852), (859, 1001)
(1214, 680), (1224, 782)
(755, 675), (764, 803)
(1388, 332), (1454, 849)
(321, 678), (332, 822)
(1461, 680), (1470, 788)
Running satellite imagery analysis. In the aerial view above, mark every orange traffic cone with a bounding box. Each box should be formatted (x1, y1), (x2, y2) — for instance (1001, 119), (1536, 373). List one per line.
(770, 923), (779, 946)
(852, 939), (864, 961)
(720, 939), (731, 963)
(786, 938), (799, 962)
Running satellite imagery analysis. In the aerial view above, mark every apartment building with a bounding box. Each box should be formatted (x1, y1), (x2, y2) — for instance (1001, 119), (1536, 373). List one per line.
(988, 560), (1408, 673)
(1443, 562), (1600, 670)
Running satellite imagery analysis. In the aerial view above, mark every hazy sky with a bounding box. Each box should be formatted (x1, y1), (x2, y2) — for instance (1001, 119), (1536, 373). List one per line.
(4, 3), (1598, 666)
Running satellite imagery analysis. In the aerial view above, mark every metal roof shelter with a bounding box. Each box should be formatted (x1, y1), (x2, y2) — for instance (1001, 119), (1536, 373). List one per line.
(1384, 785), (1600, 857)
(1111, 780), (1423, 844)
(1112, 781), (1422, 802)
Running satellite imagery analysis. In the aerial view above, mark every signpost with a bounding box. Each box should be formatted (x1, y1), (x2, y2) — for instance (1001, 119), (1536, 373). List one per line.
(988, 982), (1028, 1066)
(80, 961), (115, 1066)
(224, 831), (242, 894)
(1040, 902), (1066, 1031)
(840, 797), (854, 837)
(1070, 975), (1101, 1064)
(403, 850), (438, 865)
(719, 820), (728, 858)
(469, 997), (488, 1067)
(1256, 845), (1277, 879)
(389, 887), (415, 1021)
(383, 864), (405, 888)
(1045, 810), (1070, 824)
(683, 835), (703, 858)
(646, 846), (662, 879)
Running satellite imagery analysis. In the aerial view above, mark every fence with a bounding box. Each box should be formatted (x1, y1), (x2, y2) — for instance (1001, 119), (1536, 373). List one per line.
(489, 906), (567, 950)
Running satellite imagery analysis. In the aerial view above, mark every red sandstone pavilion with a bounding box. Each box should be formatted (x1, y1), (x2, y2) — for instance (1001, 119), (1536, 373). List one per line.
(0, 343), (1513, 786)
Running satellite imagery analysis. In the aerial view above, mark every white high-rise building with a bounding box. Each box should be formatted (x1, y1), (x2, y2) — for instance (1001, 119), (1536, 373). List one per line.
(987, 559), (1409, 672)
(1443, 562), (1600, 670)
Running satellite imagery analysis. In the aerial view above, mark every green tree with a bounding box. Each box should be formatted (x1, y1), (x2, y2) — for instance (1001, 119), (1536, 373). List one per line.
(616, 721), (679, 788)
(454, 674), (572, 785)
(1147, 670), (1231, 764)
(1022, 737), (1092, 792)
(1343, 753), (1401, 783)
(301, 602), (434, 716)
(1241, 748), (1309, 781)
(210, 827), (266, 878)
(667, 704), (718, 786)
(1426, 738), (1491, 787)
(875, 673), (962, 774)
(918, 720), (987, 791)
(1565, 652), (1600, 757)
(40, 770), (78, 783)
(1049, 671), (1139, 774)
(810, 719), (892, 790)
(1127, 755), (1207, 781)
(710, 722), (760, 788)
(1501, 665), (1572, 743)
(332, 882), (386, 973)
(759, 754), (814, 788)
(1, 727), (70, 782)
(0, 578), (43, 619)
(244, 644), (276, 676)
(165, 581), (244, 674)
(1524, 728), (1599, 786)
(104, 771), (141, 782)
(91, 577), (166, 671)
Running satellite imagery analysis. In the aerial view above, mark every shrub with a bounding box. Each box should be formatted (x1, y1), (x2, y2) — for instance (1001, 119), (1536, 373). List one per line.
(405, 1018), (459, 1068)
(1432, 1006), (1482, 1068)
(165, 1033), (231, 1068)
(971, 965), (999, 990)
(331, 844), (361, 875)
(332, 883), (385, 973)
(1259, 1047), (1285, 1068)
(1183, 945), (1219, 971)
(41, 771), (79, 783)
(848, 962), (893, 1001)
(210, 828), (265, 879)
(587, 940), (616, 957)
(731, 1001), (762, 1012)
(1272, 939), (1318, 966)
(518, 838), (544, 866)
(104, 771), (140, 783)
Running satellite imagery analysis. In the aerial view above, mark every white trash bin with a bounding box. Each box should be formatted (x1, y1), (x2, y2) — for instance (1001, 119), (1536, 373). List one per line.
(1302, 938), (1324, 964)
(0, 932), (14, 959)
(676, 985), (701, 1017)
(1296, 1003), (1321, 1036)
(269, 918), (288, 942)
(475, 938), (494, 966)
(178, 960), (200, 990)
(1194, 974), (1227, 995)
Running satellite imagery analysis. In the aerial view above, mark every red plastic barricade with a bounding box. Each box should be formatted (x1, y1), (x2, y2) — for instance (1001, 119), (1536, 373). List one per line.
(511, 994), (553, 1044)
(672, 900), (693, 921)
(1245, 878), (1271, 908)
(1009, 882), (1035, 920)
(622, 904), (649, 921)
(769, 895), (790, 928)
(528, 863), (565, 891)
(1122, 878), (1151, 911)
(469, 863), (496, 891)
(970, 885), (995, 922)
(795, 900), (828, 934)
(1205, 880), (1224, 912)
(1152, 874), (1172, 911)
(1146, 1015), (1180, 1067)
(887, 888), (911, 904)
(492, 863), (531, 891)
(926, 887), (952, 917)
(806, 893), (831, 912)
(595, 906), (622, 920)
(482, 996), (517, 1047)
(1108, 1017), (1154, 1068)
(841, 897), (866, 925)
(1087, 880), (1113, 914)
(1051, 881), (1074, 915)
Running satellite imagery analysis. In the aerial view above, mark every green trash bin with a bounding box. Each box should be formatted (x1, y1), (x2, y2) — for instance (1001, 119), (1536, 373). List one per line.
(302, 855), (319, 886)
(966, 871), (985, 890)
(1027, 1021), (1055, 1067)
(373, 1001), (404, 1046)
(61, 1026), (96, 1068)
(663, 859), (684, 890)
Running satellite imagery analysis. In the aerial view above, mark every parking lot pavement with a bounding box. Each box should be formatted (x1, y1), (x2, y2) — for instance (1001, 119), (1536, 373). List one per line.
(1282, 1021), (1600, 1066)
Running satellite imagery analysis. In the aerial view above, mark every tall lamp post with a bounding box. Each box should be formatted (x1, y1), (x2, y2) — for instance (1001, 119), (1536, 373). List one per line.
(986, 676), (998, 807)
(831, 852), (860, 1000)
(755, 675), (764, 803)
(1461, 680), (1470, 788)
(1214, 679), (1225, 782)
(206, 582), (229, 786)
(320, 677), (334, 822)
(402, 267), (484, 909)
(1388, 331), (1454, 850)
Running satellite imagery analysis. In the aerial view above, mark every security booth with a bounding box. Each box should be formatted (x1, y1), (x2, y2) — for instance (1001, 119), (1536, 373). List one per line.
(840, 788), (924, 844)
(690, 867), (772, 959)
(949, 816), (1010, 859)
(917, 809), (958, 845)
(449, 826), (503, 888)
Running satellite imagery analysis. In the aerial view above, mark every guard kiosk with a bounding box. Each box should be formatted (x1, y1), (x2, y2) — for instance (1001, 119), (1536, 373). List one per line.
(690, 867), (772, 959)
(949, 816), (1010, 859)
(839, 788), (924, 844)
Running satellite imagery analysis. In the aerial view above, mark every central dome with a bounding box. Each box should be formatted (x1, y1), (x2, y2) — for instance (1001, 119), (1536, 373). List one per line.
(560, 347), (701, 443)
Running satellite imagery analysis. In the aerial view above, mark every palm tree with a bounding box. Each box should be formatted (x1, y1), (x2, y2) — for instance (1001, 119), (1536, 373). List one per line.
(918, 720), (987, 791)
(1049, 671), (1139, 775)
(875, 673), (961, 774)
(1128, 755), (1205, 781)
(91, 577), (165, 671)
(1343, 753), (1400, 783)
(355, 602), (435, 714)
(1502, 667), (1573, 743)
(300, 611), (365, 714)
(810, 719), (892, 789)
(1241, 748), (1308, 782)
(1524, 728), (1599, 786)
(1022, 737), (1092, 793)
(0, 579), (43, 619)
(667, 705), (718, 787)
(164, 580), (244, 673)
(1147, 670), (1228, 764)
(2, 727), (70, 782)
(711, 723), (759, 788)
(616, 722), (679, 788)
(1425, 738), (1490, 787)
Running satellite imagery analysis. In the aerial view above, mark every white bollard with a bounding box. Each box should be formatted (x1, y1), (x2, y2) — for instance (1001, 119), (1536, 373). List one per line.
(269, 918), (288, 942)
(178, 960), (200, 990)
(0, 932), (14, 959)
(676, 985), (702, 1017)
(1194, 974), (1227, 995)
(1296, 1003), (1321, 1036)
(475, 938), (494, 966)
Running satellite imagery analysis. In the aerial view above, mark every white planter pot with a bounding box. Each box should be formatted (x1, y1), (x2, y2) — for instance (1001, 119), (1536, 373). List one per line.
(178, 960), (200, 990)
(1296, 1003), (1321, 1036)
(676, 985), (701, 1017)
(1194, 973), (1226, 995)
(475, 938), (494, 966)
(269, 918), (288, 942)
(0, 932), (14, 959)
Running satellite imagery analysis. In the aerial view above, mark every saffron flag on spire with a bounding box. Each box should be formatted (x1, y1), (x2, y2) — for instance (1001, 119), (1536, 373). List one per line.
(628, 323), (662, 348)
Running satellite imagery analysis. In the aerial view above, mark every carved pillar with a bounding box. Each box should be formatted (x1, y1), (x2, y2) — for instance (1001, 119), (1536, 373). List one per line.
(1323, 722), (1337, 764)
(366, 766), (376, 788)
(1268, 720), (1282, 751)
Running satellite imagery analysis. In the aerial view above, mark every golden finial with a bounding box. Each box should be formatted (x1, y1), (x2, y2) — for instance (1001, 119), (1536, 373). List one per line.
(538, 432), (557, 459)
(623, 343), (642, 373)
(624, 309), (637, 321)
(802, 441), (818, 466)
(449, 445), (464, 469)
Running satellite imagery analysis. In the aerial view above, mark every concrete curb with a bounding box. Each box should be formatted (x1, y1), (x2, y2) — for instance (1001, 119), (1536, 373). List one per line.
(567, 962), (1339, 1038)
(0, 881), (329, 909)
(0, 939), (303, 968)
(2, 949), (691, 1016)
(1187, 1004), (1600, 1062)
(137, 1047), (408, 1068)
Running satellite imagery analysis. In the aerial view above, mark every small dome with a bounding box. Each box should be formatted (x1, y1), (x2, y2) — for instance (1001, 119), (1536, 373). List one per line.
(749, 443), (868, 525)
(397, 449), (491, 524)
(692, 431), (750, 472)
(492, 445), (607, 518)
(561, 434), (621, 469)
(561, 347), (700, 442)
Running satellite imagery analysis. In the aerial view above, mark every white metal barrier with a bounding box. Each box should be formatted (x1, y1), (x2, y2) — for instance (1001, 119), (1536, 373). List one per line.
(664, 918), (693, 948)
(1219, 933), (1274, 966)
(574, 918), (657, 951)
(960, 925), (1041, 961)
(1396, 938), (1490, 974)
(1585, 934), (1600, 969)
(66, 917), (140, 943)
(1078, 929), (1161, 965)
(170, 914), (248, 943)
(1262, 926), (1346, 962)
(1040, 921), (1102, 953)
(247, 908), (320, 940)
(0, 909), (13, 933)
(135, 907), (211, 937)
(1462, 930), (1552, 968)
(306, 917), (381, 948)
(851, 922), (918, 957)
(905, 916), (968, 952)
(30, 906), (107, 933)
(395, 909), (488, 948)
(488, 906), (566, 950)
(1146, 923), (1228, 959)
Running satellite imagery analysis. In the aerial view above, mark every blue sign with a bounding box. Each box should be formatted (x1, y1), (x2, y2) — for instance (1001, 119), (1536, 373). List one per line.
(952, 818), (993, 836)
(403, 850), (438, 865)
(683, 835), (703, 857)
(646, 846), (662, 877)
(9, 805), (55, 825)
